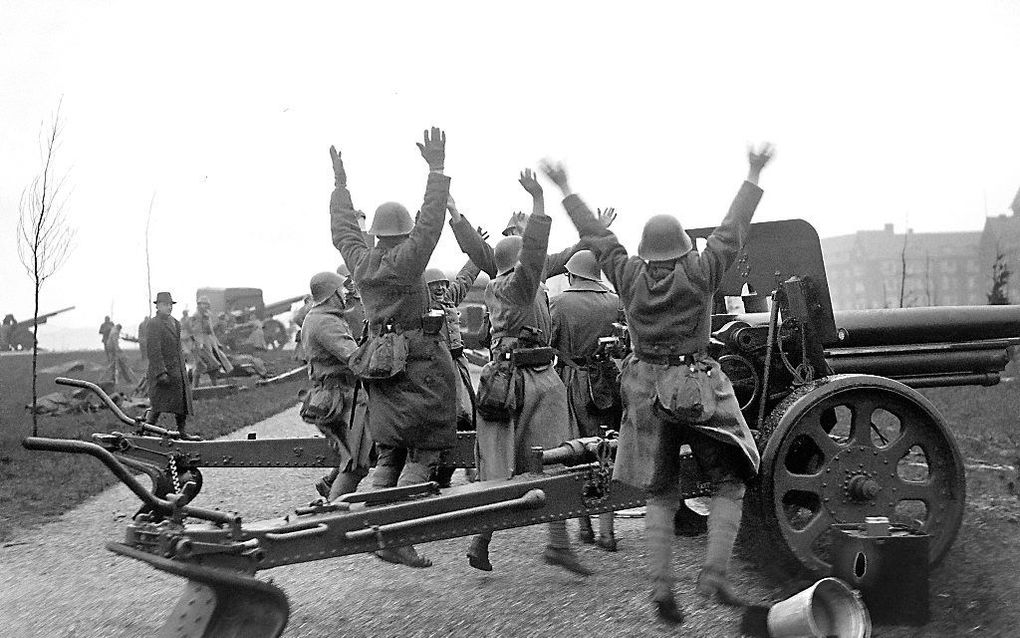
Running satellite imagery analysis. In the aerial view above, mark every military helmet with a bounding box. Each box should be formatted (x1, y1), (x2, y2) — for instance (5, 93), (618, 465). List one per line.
(369, 202), (413, 237)
(637, 214), (693, 261)
(565, 250), (601, 281)
(309, 271), (345, 305)
(197, 295), (211, 306)
(424, 267), (449, 284)
(493, 236), (524, 275)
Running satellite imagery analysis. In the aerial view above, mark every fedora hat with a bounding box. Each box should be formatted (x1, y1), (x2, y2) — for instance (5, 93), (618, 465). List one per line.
(153, 291), (176, 305)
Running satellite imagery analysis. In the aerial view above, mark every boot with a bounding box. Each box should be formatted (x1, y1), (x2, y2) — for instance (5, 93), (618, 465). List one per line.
(595, 512), (616, 551)
(315, 468), (340, 499)
(646, 496), (678, 615)
(431, 465), (455, 489)
(595, 534), (618, 552)
(466, 533), (492, 571)
(696, 494), (748, 606)
(577, 516), (595, 544)
(328, 470), (363, 500)
(373, 545), (432, 568)
(544, 520), (592, 576)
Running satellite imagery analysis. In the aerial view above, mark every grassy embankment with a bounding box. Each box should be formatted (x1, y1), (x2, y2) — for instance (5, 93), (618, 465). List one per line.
(0, 348), (305, 542)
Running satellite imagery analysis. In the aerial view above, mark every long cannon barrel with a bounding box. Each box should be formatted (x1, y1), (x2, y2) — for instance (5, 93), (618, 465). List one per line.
(831, 305), (1020, 347)
(17, 306), (75, 327)
(262, 295), (305, 317)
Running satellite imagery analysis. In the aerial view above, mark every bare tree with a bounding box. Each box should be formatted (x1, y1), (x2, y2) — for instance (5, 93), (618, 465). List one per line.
(145, 191), (156, 318)
(16, 102), (75, 435)
(988, 246), (1011, 305)
(898, 229), (909, 308)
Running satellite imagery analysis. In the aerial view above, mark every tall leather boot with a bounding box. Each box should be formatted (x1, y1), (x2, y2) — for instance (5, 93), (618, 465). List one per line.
(647, 495), (684, 624)
(696, 493), (748, 606)
(596, 512), (617, 552)
(543, 520), (592, 576)
(577, 515), (595, 544)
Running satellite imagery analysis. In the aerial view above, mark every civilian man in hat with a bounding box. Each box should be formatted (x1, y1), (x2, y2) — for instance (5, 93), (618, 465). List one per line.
(464, 169), (590, 577)
(301, 271), (373, 500)
(549, 248), (624, 551)
(328, 127), (455, 568)
(543, 144), (774, 624)
(145, 292), (194, 436)
(192, 295), (233, 387)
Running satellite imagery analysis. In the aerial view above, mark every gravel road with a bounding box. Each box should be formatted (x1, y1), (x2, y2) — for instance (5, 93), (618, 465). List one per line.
(0, 406), (785, 637)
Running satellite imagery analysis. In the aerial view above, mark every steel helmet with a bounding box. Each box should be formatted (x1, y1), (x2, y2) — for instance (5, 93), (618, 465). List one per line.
(197, 295), (211, 306)
(493, 236), (524, 275)
(336, 263), (351, 278)
(424, 268), (449, 284)
(637, 214), (693, 261)
(309, 271), (345, 305)
(565, 250), (601, 281)
(369, 202), (413, 237)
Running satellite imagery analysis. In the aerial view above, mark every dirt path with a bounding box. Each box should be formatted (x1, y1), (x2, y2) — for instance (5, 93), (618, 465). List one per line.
(2, 407), (1017, 637)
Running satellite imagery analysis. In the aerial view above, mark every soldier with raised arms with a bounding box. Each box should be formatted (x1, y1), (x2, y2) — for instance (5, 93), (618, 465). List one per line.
(542, 145), (774, 624)
(463, 168), (590, 577)
(329, 127), (456, 568)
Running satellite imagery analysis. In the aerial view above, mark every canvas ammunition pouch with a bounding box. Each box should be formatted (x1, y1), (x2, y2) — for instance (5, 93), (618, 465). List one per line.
(476, 354), (519, 422)
(649, 355), (718, 424)
(300, 376), (347, 429)
(586, 359), (621, 415)
(348, 330), (408, 379)
(511, 346), (555, 369)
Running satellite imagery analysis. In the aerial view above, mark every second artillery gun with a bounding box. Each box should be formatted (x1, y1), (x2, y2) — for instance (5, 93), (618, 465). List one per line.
(195, 288), (304, 351)
(0, 306), (75, 351)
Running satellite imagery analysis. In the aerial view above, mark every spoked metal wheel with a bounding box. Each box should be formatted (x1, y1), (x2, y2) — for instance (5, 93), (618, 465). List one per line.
(756, 374), (965, 575)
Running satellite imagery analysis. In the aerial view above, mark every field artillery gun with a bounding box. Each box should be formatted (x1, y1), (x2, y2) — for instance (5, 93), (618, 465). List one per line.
(195, 287), (305, 351)
(23, 428), (636, 638)
(682, 219), (1020, 576)
(0, 306), (74, 351)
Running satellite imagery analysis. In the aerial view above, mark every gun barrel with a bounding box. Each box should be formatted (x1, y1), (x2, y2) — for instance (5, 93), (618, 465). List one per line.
(262, 295), (306, 317)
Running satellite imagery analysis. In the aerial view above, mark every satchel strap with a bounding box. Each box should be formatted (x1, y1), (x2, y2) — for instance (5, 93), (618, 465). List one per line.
(635, 351), (706, 366)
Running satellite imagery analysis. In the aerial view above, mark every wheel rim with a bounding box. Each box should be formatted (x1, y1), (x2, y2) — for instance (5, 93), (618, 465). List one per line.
(759, 374), (965, 575)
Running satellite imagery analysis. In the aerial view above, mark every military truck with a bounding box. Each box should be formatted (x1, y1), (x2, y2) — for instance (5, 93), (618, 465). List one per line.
(0, 306), (75, 351)
(194, 288), (303, 351)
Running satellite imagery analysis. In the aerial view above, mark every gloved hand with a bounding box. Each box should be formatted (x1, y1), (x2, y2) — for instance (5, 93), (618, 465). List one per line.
(416, 127), (446, 171)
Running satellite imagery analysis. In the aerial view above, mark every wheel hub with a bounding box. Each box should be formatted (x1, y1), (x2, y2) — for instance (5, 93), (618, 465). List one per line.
(822, 445), (889, 520)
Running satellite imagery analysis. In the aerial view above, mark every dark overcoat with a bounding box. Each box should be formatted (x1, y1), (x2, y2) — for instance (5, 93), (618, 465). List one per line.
(330, 172), (457, 450)
(146, 313), (193, 415)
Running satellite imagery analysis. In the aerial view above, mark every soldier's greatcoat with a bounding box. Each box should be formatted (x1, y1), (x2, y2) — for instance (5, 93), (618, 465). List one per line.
(431, 258), (481, 427)
(549, 280), (623, 437)
(470, 215), (573, 481)
(331, 173), (457, 451)
(563, 183), (764, 492)
(301, 304), (372, 474)
(146, 313), (193, 415)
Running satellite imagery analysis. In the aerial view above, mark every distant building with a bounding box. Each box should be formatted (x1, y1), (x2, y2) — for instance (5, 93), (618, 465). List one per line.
(978, 187), (1020, 304)
(821, 224), (984, 310)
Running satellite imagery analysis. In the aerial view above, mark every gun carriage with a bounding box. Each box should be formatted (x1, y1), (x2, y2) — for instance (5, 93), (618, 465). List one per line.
(0, 306), (75, 351)
(22, 219), (1020, 636)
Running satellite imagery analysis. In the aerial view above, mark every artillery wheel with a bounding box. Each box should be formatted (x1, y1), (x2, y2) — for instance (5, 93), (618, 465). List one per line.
(754, 374), (965, 576)
(262, 319), (287, 350)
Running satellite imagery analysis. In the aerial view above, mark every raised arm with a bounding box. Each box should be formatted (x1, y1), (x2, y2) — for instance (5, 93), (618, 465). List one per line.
(448, 194), (498, 277)
(446, 256), (482, 306)
(329, 146), (369, 275)
(541, 160), (631, 291)
(694, 143), (773, 290)
(387, 127), (452, 276)
(503, 169), (551, 305)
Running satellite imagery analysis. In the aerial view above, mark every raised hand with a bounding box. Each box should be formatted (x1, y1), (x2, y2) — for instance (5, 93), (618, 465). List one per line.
(518, 168), (543, 198)
(539, 159), (570, 194)
(597, 207), (617, 229)
(747, 143), (775, 185)
(416, 127), (447, 171)
(329, 145), (347, 187)
(476, 226), (490, 242)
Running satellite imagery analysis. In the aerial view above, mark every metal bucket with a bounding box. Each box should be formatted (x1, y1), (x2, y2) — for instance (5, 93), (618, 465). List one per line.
(767, 577), (871, 638)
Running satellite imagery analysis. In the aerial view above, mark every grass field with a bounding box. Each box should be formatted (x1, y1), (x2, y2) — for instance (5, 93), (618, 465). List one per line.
(0, 348), (305, 542)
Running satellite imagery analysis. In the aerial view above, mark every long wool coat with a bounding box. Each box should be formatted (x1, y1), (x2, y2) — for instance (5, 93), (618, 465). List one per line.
(330, 172), (457, 451)
(146, 313), (193, 415)
(469, 215), (573, 481)
(562, 184), (764, 490)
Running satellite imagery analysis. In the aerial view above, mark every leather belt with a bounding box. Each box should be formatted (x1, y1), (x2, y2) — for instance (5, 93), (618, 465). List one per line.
(634, 351), (705, 366)
(449, 346), (464, 359)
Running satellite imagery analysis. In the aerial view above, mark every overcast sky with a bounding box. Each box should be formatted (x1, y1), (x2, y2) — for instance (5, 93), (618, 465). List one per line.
(2, 1), (1019, 349)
